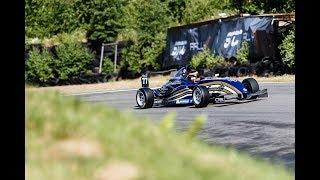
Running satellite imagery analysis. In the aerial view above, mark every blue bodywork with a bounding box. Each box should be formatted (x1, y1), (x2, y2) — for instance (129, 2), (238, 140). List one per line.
(150, 67), (254, 107)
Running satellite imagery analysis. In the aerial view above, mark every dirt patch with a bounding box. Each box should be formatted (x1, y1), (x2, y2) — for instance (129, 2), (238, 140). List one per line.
(27, 75), (169, 94)
(234, 74), (295, 82)
(94, 161), (139, 180)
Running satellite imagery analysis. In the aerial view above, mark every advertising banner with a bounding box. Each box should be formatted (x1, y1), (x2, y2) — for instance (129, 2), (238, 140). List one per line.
(163, 16), (275, 69)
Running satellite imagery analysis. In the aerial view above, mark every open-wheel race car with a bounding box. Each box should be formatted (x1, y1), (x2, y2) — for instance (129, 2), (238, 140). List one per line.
(136, 67), (268, 109)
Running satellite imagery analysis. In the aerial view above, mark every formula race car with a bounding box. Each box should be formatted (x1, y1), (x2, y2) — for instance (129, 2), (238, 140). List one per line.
(136, 67), (268, 108)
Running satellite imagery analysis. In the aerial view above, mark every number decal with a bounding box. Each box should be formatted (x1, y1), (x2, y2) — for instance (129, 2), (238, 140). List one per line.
(142, 77), (148, 85)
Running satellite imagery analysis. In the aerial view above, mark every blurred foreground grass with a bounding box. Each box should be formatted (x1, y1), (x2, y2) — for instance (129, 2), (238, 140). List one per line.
(26, 90), (293, 180)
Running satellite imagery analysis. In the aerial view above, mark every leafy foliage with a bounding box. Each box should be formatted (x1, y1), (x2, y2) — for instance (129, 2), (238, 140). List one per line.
(182, 0), (233, 24)
(102, 57), (114, 76)
(120, 0), (173, 73)
(190, 48), (226, 69)
(229, 0), (295, 14)
(74, 0), (128, 43)
(26, 40), (95, 84)
(167, 0), (187, 23)
(45, 30), (87, 46)
(279, 28), (295, 69)
(236, 41), (250, 64)
(25, 0), (80, 38)
(25, 0), (295, 82)
(55, 42), (94, 80)
(25, 48), (55, 83)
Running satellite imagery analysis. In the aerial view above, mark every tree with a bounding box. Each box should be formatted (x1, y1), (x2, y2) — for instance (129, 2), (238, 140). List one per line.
(25, 0), (80, 38)
(25, 48), (55, 83)
(279, 28), (295, 70)
(55, 42), (94, 80)
(236, 41), (250, 64)
(167, 0), (187, 24)
(120, 0), (173, 72)
(229, 0), (295, 14)
(190, 48), (226, 69)
(182, 0), (233, 24)
(74, 0), (128, 43)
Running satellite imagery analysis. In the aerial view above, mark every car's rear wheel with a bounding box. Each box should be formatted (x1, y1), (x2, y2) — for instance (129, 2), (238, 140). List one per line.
(192, 86), (210, 108)
(136, 88), (154, 109)
(242, 78), (259, 99)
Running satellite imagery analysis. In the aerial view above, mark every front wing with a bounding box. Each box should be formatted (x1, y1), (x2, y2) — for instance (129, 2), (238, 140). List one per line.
(245, 89), (268, 99)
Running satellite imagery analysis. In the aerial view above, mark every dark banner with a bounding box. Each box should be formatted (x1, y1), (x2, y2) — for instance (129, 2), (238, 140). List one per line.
(163, 16), (275, 69)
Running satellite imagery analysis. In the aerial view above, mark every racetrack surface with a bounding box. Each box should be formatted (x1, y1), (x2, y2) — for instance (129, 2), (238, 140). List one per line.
(75, 82), (295, 169)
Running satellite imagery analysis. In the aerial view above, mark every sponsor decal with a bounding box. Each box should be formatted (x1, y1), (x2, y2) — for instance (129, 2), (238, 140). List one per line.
(176, 99), (191, 104)
(190, 42), (203, 51)
(225, 78), (238, 82)
(224, 29), (243, 48)
(171, 41), (187, 61)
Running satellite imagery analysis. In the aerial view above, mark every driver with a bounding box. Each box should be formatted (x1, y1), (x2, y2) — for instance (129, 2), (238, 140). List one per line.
(187, 70), (200, 83)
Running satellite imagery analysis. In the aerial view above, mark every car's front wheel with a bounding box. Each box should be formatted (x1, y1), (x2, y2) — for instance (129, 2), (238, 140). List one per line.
(242, 78), (259, 99)
(136, 88), (154, 109)
(192, 86), (210, 108)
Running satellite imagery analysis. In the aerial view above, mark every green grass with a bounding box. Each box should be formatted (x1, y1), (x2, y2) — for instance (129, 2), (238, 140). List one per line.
(26, 90), (294, 180)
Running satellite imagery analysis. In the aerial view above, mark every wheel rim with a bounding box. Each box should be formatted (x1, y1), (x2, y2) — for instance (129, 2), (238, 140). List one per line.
(136, 91), (145, 107)
(243, 83), (252, 93)
(193, 88), (202, 105)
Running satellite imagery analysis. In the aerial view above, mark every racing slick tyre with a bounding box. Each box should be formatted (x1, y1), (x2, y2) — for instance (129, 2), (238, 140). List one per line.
(192, 86), (210, 108)
(136, 88), (154, 109)
(242, 78), (259, 99)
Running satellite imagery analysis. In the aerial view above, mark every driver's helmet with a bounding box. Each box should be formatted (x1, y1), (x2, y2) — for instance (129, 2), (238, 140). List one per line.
(186, 66), (199, 82)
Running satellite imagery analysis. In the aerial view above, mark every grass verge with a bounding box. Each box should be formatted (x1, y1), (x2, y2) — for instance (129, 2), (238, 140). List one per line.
(26, 90), (293, 180)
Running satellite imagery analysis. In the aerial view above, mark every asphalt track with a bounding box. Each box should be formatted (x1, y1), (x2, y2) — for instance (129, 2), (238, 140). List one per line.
(75, 82), (295, 169)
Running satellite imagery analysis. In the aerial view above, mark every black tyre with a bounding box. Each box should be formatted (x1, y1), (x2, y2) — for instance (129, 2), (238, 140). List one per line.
(192, 86), (210, 108)
(236, 67), (249, 77)
(136, 88), (154, 109)
(242, 78), (259, 99)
